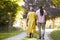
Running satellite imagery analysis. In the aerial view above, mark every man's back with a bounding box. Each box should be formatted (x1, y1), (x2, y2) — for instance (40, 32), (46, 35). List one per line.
(36, 9), (47, 23)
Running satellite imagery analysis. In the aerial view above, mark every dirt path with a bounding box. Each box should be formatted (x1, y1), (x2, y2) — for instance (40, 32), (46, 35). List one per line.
(3, 29), (55, 40)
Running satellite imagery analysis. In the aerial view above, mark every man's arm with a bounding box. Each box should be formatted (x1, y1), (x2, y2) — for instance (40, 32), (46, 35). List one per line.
(44, 10), (47, 23)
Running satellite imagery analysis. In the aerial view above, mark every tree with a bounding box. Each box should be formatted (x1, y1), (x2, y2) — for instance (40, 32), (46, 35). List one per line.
(0, 0), (19, 31)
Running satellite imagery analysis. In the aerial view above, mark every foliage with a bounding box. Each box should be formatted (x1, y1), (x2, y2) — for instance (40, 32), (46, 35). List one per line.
(0, 0), (18, 31)
(52, 0), (60, 9)
(50, 30), (60, 40)
(0, 0), (25, 31)
(0, 0), (18, 26)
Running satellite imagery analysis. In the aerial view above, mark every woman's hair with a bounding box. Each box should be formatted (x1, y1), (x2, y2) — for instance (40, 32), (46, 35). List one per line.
(30, 7), (34, 11)
(39, 6), (44, 16)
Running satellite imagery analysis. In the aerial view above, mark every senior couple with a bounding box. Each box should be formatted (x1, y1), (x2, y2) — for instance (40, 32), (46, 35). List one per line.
(26, 6), (47, 39)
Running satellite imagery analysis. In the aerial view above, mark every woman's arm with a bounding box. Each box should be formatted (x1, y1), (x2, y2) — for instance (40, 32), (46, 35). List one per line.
(26, 13), (29, 26)
(27, 19), (28, 26)
(35, 13), (38, 25)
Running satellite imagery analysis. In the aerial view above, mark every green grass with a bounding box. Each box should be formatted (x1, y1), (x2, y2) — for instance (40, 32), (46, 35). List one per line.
(0, 29), (23, 40)
(50, 30), (60, 40)
(23, 37), (37, 40)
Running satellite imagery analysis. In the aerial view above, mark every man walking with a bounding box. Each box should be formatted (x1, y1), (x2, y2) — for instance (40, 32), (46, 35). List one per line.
(36, 6), (47, 39)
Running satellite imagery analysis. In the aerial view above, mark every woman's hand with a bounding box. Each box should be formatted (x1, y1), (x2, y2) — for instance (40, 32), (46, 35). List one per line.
(26, 23), (28, 26)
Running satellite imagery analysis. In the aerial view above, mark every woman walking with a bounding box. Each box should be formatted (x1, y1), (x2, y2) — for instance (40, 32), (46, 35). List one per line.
(27, 7), (37, 38)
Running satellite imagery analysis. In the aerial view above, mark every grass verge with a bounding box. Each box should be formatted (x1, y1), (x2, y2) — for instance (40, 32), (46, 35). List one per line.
(50, 30), (60, 40)
(0, 29), (23, 40)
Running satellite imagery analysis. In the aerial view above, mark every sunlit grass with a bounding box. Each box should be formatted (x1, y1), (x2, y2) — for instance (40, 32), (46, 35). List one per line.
(23, 37), (37, 40)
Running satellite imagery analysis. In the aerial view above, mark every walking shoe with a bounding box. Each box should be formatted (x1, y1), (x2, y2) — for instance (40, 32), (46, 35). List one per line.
(29, 33), (32, 38)
(38, 36), (41, 39)
(43, 37), (44, 39)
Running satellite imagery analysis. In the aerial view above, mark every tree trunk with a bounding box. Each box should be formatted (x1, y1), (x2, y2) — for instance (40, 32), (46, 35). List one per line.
(9, 13), (12, 31)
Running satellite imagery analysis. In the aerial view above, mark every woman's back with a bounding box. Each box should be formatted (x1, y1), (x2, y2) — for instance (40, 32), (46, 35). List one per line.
(27, 12), (37, 21)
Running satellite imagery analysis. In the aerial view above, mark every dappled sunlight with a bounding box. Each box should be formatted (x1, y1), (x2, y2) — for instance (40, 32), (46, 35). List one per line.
(12, 0), (25, 30)
(12, 0), (60, 30)
(13, 16), (60, 30)
(17, 0), (25, 6)
(13, 11), (24, 28)
(0, 0), (60, 40)
(11, 0), (25, 6)
(15, 11), (24, 20)
(46, 19), (53, 28)
(55, 17), (60, 27)
(46, 17), (60, 28)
